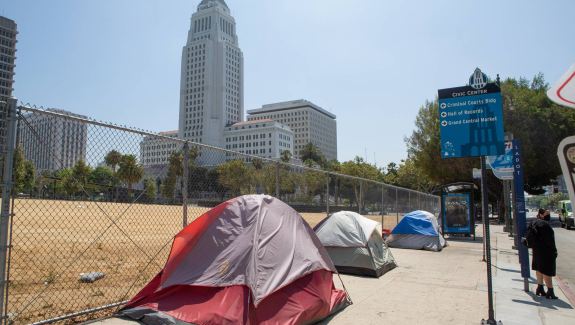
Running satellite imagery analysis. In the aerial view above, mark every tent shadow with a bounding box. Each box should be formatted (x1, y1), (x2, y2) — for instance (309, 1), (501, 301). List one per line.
(315, 305), (350, 324)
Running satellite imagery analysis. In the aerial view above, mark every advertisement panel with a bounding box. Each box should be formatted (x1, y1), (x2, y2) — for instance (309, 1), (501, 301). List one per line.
(442, 193), (472, 234)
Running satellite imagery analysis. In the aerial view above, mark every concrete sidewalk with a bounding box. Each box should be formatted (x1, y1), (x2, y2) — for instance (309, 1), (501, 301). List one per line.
(492, 226), (575, 324)
(88, 225), (575, 325)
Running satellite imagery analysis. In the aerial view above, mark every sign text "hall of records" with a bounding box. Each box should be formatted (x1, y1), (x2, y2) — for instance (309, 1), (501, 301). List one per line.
(438, 82), (505, 159)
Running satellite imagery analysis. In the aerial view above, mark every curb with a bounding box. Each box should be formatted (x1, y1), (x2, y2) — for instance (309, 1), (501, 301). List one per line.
(556, 276), (575, 307)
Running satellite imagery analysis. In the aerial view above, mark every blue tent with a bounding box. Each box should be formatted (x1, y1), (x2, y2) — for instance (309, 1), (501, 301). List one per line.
(387, 211), (446, 251)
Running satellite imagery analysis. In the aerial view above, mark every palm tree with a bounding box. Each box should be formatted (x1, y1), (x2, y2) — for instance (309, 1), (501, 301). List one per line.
(117, 155), (144, 197)
(104, 150), (122, 172)
(280, 150), (292, 163)
(104, 150), (123, 200)
(300, 143), (325, 167)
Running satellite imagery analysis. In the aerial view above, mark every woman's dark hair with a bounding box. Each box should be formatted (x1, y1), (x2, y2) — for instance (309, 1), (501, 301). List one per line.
(538, 208), (546, 215)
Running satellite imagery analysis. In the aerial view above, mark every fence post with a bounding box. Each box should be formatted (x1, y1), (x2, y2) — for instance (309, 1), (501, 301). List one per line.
(418, 193), (421, 210)
(182, 142), (190, 228)
(326, 174), (330, 215)
(0, 99), (17, 323)
(358, 181), (363, 214)
(381, 185), (385, 231)
(275, 162), (280, 198)
(395, 188), (399, 225)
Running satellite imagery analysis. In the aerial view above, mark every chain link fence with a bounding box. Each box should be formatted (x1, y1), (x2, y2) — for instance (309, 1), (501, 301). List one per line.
(0, 105), (440, 324)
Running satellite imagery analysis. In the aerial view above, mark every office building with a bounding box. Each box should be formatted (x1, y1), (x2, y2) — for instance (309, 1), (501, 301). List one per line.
(178, 0), (244, 164)
(224, 119), (293, 160)
(18, 109), (88, 171)
(0, 16), (17, 158)
(140, 130), (182, 167)
(247, 100), (337, 161)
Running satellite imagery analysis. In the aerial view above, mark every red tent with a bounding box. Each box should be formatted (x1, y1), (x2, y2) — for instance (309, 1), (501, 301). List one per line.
(120, 195), (350, 324)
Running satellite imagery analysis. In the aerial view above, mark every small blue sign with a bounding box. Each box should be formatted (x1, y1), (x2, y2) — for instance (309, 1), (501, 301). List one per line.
(438, 83), (505, 159)
(487, 141), (514, 180)
(512, 139), (530, 279)
(442, 193), (472, 234)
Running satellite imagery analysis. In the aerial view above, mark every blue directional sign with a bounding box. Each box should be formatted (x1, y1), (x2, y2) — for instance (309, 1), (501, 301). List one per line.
(487, 141), (514, 180)
(438, 83), (505, 159)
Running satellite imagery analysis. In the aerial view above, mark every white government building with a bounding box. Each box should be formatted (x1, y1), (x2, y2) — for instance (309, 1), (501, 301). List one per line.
(224, 119), (293, 160)
(247, 100), (337, 161)
(18, 109), (87, 171)
(178, 0), (243, 163)
(140, 130), (182, 167)
(142, 1), (338, 166)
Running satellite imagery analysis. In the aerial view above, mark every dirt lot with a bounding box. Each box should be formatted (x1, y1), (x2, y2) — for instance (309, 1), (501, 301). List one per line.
(5, 199), (404, 324)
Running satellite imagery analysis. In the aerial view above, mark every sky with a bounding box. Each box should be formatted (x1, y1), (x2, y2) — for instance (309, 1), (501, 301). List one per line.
(2, 0), (574, 167)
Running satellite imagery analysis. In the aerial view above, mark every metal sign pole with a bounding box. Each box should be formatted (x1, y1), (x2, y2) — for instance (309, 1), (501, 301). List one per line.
(481, 157), (486, 262)
(480, 156), (499, 325)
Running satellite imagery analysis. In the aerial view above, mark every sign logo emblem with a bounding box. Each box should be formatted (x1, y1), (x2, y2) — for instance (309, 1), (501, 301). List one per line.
(469, 68), (488, 90)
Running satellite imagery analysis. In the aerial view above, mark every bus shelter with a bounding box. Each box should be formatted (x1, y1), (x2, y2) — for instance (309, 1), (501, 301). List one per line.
(440, 182), (477, 239)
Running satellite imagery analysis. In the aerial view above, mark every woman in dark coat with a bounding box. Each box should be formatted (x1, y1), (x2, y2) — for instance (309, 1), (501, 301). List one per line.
(530, 209), (558, 299)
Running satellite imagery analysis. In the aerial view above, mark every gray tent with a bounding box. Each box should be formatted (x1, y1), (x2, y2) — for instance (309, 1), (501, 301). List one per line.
(314, 211), (397, 277)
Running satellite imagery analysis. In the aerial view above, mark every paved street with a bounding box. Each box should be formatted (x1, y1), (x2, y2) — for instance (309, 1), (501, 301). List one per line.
(553, 219), (575, 294)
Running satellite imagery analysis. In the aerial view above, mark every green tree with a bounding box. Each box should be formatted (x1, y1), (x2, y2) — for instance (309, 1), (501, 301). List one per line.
(58, 168), (79, 197)
(207, 168), (227, 200)
(280, 150), (292, 163)
(188, 166), (208, 194)
(55, 160), (93, 198)
(143, 178), (157, 201)
(89, 166), (116, 196)
(501, 74), (575, 194)
(161, 176), (177, 200)
(161, 152), (184, 200)
(217, 159), (251, 196)
(299, 170), (328, 203)
(383, 162), (399, 185)
(104, 150), (122, 172)
(72, 160), (92, 188)
(394, 159), (435, 192)
(340, 157), (383, 211)
(117, 155), (144, 195)
(251, 158), (264, 170)
(300, 143), (326, 167)
(13, 147), (35, 194)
